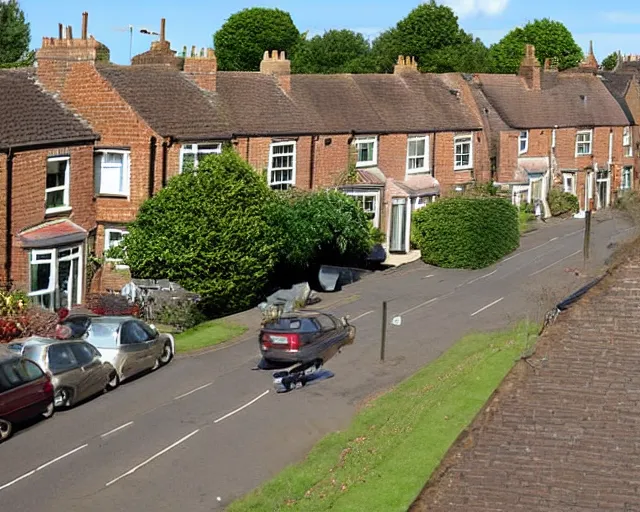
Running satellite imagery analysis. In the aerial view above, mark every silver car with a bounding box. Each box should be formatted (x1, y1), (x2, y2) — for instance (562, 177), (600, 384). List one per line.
(59, 315), (175, 384)
(6, 338), (118, 408)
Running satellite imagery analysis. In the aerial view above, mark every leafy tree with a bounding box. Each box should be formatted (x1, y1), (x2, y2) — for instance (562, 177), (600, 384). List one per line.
(213, 8), (301, 71)
(121, 149), (281, 316)
(0, 0), (32, 68)
(371, 1), (488, 73)
(602, 52), (618, 71)
(292, 30), (375, 74)
(488, 19), (583, 73)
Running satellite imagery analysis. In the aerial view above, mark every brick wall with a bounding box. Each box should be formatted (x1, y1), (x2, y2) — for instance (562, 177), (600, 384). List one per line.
(0, 153), (6, 282)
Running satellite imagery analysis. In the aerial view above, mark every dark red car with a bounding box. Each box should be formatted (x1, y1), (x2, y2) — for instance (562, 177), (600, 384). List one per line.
(0, 346), (55, 443)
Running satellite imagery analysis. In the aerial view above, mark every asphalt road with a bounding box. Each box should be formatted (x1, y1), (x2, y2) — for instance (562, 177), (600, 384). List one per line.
(1, 213), (636, 512)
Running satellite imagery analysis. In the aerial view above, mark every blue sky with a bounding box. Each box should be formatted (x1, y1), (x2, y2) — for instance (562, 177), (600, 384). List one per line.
(20, 0), (640, 65)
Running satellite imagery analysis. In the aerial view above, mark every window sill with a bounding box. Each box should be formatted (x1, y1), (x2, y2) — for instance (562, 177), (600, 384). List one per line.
(454, 166), (473, 172)
(406, 170), (431, 176)
(45, 206), (72, 216)
(356, 162), (377, 168)
(96, 193), (129, 199)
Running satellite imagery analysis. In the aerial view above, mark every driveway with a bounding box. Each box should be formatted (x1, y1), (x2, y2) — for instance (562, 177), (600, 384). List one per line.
(0, 213), (635, 511)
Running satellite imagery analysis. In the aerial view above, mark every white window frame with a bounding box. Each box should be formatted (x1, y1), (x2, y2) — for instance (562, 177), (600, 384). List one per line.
(454, 134), (473, 170)
(29, 245), (83, 310)
(624, 127), (633, 157)
(95, 150), (131, 197)
(355, 137), (378, 168)
(575, 130), (593, 156)
(562, 172), (577, 195)
(179, 142), (223, 173)
(622, 166), (633, 190)
(406, 135), (429, 175)
(104, 228), (129, 262)
(344, 190), (380, 228)
(267, 141), (296, 190)
(519, 131), (529, 155)
(45, 156), (71, 214)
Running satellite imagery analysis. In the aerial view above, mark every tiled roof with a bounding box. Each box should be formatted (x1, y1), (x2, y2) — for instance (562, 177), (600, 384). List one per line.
(18, 219), (87, 248)
(599, 72), (636, 124)
(411, 253), (640, 511)
(0, 68), (97, 150)
(475, 72), (630, 129)
(97, 64), (233, 140)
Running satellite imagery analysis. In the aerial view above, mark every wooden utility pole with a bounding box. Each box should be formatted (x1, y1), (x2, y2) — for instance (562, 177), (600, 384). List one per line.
(583, 198), (593, 265)
(380, 301), (387, 362)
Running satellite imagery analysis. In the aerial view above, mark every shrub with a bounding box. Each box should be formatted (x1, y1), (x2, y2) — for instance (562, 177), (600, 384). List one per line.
(548, 189), (579, 216)
(413, 197), (519, 269)
(152, 300), (207, 332)
(121, 148), (281, 317)
(83, 293), (140, 317)
(268, 189), (373, 275)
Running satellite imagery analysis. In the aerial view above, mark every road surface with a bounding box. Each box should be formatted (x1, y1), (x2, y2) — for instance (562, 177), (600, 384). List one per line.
(0, 213), (635, 511)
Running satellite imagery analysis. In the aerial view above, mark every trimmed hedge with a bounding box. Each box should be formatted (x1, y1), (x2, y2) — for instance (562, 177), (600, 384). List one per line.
(413, 197), (519, 269)
(548, 189), (579, 216)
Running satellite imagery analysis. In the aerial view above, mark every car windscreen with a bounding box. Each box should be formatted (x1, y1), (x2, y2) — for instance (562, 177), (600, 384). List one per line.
(262, 317), (318, 333)
(85, 321), (120, 349)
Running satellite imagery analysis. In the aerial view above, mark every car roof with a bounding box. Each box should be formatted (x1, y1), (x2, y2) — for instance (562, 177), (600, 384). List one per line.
(8, 337), (87, 348)
(0, 345), (19, 363)
(87, 316), (138, 323)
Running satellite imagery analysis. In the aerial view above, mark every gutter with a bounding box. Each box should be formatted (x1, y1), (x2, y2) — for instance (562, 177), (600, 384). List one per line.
(309, 135), (317, 189)
(0, 135), (99, 153)
(5, 148), (12, 285)
(148, 136), (157, 198)
(161, 136), (174, 188)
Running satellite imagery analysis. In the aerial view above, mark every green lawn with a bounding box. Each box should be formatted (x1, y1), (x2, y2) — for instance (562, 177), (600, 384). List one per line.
(171, 320), (247, 353)
(228, 322), (538, 512)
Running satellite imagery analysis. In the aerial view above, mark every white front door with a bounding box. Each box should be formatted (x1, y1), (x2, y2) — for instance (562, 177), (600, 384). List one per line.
(389, 198), (407, 253)
(29, 245), (84, 310)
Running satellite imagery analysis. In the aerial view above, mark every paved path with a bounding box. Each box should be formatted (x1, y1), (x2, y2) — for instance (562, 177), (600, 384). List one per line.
(0, 213), (635, 511)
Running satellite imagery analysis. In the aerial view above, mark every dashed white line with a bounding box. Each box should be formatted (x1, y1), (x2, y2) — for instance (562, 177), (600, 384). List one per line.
(214, 390), (270, 424)
(529, 250), (581, 277)
(350, 310), (374, 322)
(105, 430), (200, 487)
(101, 421), (134, 438)
(471, 297), (504, 317)
(398, 297), (439, 317)
(423, 274), (435, 279)
(0, 444), (88, 492)
(467, 269), (497, 285)
(173, 382), (213, 401)
(503, 231), (580, 262)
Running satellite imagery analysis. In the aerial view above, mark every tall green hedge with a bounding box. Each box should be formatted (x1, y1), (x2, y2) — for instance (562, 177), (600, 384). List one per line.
(413, 197), (519, 269)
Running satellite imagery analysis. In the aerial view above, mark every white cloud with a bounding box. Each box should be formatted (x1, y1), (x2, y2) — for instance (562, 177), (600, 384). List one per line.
(604, 11), (640, 24)
(443, 0), (510, 18)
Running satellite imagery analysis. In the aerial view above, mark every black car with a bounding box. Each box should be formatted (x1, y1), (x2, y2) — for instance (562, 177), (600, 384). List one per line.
(259, 311), (355, 366)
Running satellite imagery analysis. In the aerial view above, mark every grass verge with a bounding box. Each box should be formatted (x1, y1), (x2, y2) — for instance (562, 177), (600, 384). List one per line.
(228, 321), (538, 512)
(172, 320), (247, 353)
(519, 209), (536, 234)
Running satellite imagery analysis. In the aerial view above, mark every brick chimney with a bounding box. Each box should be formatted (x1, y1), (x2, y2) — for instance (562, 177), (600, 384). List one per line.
(183, 47), (217, 92)
(131, 17), (181, 68)
(543, 57), (558, 72)
(36, 12), (110, 92)
(579, 40), (599, 71)
(394, 55), (419, 75)
(260, 50), (291, 92)
(519, 44), (541, 91)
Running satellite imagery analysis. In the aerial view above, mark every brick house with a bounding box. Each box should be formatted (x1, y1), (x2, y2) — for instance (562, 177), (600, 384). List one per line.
(467, 45), (631, 216)
(0, 68), (98, 309)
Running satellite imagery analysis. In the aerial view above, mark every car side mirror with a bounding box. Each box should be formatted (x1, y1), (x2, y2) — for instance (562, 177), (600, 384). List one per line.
(341, 316), (350, 326)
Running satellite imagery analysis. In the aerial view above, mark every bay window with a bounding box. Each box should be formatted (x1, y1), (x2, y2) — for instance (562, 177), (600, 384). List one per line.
(29, 246), (83, 310)
(94, 150), (130, 196)
(344, 190), (380, 227)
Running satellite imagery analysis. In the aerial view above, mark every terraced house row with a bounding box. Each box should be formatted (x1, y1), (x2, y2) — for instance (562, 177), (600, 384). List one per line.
(1, 13), (639, 310)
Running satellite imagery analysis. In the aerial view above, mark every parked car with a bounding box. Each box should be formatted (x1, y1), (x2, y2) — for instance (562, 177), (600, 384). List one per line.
(259, 311), (355, 366)
(7, 338), (119, 408)
(58, 315), (175, 383)
(0, 346), (54, 443)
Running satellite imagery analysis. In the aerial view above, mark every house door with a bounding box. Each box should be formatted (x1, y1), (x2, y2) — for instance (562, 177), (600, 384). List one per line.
(389, 199), (407, 253)
(30, 245), (83, 311)
(56, 247), (82, 310)
(596, 170), (610, 210)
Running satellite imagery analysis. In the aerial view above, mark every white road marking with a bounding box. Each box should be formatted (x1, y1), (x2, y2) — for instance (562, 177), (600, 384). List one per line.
(173, 382), (213, 401)
(0, 444), (88, 492)
(105, 430), (200, 487)
(101, 421), (134, 438)
(503, 231), (580, 262)
(529, 250), (581, 277)
(471, 297), (504, 317)
(467, 269), (497, 285)
(350, 310), (374, 322)
(214, 390), (270, 424)
(398, 297), (439, 317)
(423, 274), (435, 279)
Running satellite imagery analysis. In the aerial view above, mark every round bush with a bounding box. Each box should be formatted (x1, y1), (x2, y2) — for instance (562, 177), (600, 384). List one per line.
(548, 189), (579, 216)
(121, 149), (281, 316)
(413, 197), (519, 269)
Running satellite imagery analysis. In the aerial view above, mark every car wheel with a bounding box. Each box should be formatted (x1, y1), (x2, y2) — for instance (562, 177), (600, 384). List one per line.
(54, 388), (73, 408)
(106, 371), (120, 391)
(0, 419), (12, 442)
(42, 401), (55, 419)
(159, 341), (173, 366)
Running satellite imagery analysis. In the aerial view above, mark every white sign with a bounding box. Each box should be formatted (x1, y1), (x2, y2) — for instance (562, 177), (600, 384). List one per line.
(392, 316), (402, 326)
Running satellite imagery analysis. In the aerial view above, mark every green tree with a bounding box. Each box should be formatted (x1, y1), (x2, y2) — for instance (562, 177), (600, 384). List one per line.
(292, 30), (375, 74)
(121, 149), (281, 316)
(213, 7), (301, 71)
(0, 0), (32, 68)
(371, 1), (488, 73)
(488, 19), (583, 73)
(602, 52), (618, 71)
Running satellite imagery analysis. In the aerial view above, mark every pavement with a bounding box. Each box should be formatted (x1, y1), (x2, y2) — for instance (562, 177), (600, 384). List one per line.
(0, 211), (636, 512)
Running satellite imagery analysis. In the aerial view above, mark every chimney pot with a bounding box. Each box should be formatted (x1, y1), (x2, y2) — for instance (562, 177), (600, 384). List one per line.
(160, 18), (166, 42)
(81, 12), (88, 40)
(58, 23), (63, 40)
(191, 45), (196, 58)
